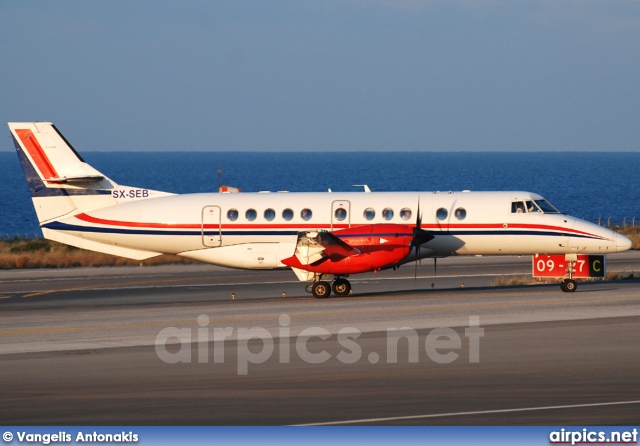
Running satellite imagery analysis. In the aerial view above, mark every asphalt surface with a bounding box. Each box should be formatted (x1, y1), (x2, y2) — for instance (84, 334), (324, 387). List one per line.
(1, 252), (639, 425)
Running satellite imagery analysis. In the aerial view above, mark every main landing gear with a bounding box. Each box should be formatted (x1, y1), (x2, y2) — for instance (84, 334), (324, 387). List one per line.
(305, 276), (352, 298)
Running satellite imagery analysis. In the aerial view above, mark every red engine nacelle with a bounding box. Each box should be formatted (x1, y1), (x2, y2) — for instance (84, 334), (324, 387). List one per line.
(282, 224), (414, 275)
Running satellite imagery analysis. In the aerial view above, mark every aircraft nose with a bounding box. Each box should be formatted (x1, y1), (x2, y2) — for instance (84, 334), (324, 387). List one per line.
(614, 232), (633, 252)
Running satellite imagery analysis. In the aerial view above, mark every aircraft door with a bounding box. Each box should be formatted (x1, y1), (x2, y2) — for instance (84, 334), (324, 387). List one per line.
(202, 206), (222, 247)
(560, 216), (575, 251)
(331, 200), (351, 230)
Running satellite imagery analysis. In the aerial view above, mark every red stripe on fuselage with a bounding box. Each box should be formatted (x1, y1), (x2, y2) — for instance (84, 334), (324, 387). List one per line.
(16, 129), (59, 180)
(75, 213), (342, 230)
(73, 213), (606, 239)
(423, 222), (606, 238)
(76, 213), (200, 228)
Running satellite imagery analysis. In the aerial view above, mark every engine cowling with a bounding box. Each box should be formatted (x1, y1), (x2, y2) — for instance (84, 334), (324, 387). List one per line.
(282, 224), (414, 275)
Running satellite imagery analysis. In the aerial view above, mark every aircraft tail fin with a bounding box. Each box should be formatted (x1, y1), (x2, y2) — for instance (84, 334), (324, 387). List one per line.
(8, 122), (171, 226)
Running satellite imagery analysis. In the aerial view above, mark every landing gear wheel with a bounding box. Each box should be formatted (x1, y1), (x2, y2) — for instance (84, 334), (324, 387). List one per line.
(312, 281), (332, 299)
(332, 278), (351, 296)
(561, 279), (577, 293)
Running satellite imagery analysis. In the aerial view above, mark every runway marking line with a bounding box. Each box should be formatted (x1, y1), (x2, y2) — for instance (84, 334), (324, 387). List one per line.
(7, 270), (557, 298)
(1, 294), (638, 337)
(0, 320), (197, 336)
(10, 270), (639, 297)
(18, 277), (201, 298)
(279, 294), (640, 326)
(296, 399), (640, 426)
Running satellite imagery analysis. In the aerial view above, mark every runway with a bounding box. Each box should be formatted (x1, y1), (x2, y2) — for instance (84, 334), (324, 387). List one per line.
(1, 252), (639, 425)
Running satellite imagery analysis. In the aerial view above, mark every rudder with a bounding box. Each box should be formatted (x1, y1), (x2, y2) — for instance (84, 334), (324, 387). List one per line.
(10, 122), (120, 224)
(9, 122), (170, 226)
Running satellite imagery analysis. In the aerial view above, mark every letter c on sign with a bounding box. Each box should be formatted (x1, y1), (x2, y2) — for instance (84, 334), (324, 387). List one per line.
(592, 260), (601, 272)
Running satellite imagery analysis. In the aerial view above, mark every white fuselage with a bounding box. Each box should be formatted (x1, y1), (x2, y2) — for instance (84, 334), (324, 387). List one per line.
(10, 121), (631, 287)
(42, 190), (630, 270)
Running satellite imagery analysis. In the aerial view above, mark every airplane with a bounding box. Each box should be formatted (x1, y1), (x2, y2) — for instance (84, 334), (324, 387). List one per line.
(8, 122), (632, 297)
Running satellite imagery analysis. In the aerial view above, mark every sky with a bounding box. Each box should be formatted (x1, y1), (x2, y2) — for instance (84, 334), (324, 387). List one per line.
(1, 0), (639, 152)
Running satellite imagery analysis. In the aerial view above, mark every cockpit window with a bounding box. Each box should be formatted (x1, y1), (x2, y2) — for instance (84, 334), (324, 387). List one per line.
(535, 199), (560, 214)
(525, 200), (539, 213)
(511, 202), (525, 213)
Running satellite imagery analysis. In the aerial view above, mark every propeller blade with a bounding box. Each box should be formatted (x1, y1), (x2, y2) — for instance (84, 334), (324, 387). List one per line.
(414, 200), (420, 280)
(414, 244), (419, 281)
(413, 198), (424, 281)
(411, 199), (434, 248)
(411, 198), (435, 281)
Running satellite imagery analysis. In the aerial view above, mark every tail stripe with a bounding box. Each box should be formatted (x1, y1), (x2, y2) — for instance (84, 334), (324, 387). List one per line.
(15, 129), (58, 180)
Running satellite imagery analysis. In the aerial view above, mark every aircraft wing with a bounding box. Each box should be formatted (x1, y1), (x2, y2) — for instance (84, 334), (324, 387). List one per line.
(282, 230), (361, 267)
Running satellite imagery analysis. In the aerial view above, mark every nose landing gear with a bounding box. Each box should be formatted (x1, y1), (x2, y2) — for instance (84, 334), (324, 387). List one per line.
(560, 278), (577, 292)
(561, 258), (577, 293)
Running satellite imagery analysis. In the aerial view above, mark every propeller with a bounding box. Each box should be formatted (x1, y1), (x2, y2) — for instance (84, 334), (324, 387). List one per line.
(411, 199), (434, 280)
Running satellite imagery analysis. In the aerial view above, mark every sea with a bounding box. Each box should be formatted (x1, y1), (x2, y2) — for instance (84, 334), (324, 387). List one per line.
(1, 151), (638, 237)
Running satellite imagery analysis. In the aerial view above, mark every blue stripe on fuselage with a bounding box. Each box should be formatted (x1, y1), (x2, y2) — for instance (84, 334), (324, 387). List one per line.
(41, 221), (603, 240)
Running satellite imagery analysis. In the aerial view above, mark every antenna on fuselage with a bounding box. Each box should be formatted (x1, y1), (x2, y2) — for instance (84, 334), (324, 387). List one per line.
(353, 184), (371, 192)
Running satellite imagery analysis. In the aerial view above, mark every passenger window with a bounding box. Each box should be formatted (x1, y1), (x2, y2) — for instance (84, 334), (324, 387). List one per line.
(282, 208), (294, 221)
(454, 208), (466, 220)
(511, 202), (525, 213)
(400, 208), (412, 221)
(436, 208), (448, 220)
(363, 208), (375, 221)
(335, 207), (347, 221)
(227, 209), (238, 221)
(301, 208), (312, 221)
(382, 208), (394, 221)
(246, 209), (257, 221)
(264, 208), (275, 221)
